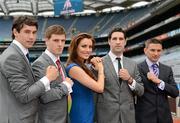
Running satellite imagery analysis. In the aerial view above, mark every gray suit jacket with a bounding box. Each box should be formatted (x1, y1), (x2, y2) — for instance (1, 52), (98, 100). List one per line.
(0, 43), (45, 123)
(95, 55), (144, 123)
(32, 52), (69, 123)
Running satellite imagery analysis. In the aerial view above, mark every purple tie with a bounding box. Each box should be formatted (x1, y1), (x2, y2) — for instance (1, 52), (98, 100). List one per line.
(152, 64), (159, 76)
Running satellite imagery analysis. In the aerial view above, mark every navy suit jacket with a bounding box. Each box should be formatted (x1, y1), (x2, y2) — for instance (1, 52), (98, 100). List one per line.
(136, 60), (179, 123)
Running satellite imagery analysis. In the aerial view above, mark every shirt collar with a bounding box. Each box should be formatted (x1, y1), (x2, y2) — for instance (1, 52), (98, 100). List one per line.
(108, 51), (123, 62)
(146, 57), (159, 68)
(45, 49), (59, 63)
(12, 39), (29, 56)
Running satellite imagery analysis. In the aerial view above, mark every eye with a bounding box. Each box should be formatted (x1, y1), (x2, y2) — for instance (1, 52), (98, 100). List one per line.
(81, 45), (87, 48)
(112, 37), (117, 40)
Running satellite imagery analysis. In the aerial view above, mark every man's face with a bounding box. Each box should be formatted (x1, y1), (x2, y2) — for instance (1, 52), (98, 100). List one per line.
(46, 34), (66, 57)
(144, 43), (163, 62)
(108, 32), (126, 55)
(13, 24), (37, 49)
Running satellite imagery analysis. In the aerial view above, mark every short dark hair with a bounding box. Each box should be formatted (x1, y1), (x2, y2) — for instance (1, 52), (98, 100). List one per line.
(108, 27), (126, 40)
(145, 38), (162, 48)
(12, 16), (38, 39)
(44, 25), (66, 39)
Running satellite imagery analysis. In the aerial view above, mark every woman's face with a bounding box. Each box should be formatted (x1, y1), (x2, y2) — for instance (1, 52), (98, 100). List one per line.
(77, 38), (93, 61)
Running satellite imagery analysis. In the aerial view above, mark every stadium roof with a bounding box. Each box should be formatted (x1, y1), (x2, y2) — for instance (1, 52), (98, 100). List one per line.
(0, 0), (160, 16)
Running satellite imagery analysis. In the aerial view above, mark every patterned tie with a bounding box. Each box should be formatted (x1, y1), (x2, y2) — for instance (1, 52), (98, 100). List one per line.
(116, 57), (122, 83)
(152, 64), (159, 76)
(56, 59), (65, 80)
(56, 59), (72, 113)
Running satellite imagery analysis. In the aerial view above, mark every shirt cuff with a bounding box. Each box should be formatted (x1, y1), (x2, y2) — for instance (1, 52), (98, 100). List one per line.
(62, 81), (73, 94)
(40, 76), (50, 91)
(128, 79), (136, 90)
(158, 80), (165, 90)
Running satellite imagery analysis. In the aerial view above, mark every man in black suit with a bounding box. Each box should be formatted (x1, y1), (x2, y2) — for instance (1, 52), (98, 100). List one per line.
(136, 38), (179, 123)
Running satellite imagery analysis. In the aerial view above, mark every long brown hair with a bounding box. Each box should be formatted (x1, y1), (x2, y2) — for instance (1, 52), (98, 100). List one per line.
(66, 33), (96, 79)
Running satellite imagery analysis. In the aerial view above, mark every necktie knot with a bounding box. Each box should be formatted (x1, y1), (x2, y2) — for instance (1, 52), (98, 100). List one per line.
(152, 63), (158, 68)
(116, 57), (121, 61)
(56, 59), (60, 66)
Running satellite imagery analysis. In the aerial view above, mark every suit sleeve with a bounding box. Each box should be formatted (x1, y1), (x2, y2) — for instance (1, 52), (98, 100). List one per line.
(2, 54), (45, 104)
(133, 63), (144, 96)
(163, 67), (179, 98)
(32, 60), (68, 104)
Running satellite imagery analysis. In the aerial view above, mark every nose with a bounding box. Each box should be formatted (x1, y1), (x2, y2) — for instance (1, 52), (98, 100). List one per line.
(58, 41), (63, 46)
(29, 32), (35, 39)
(87, 47), (92, 52)
(154, 51), (159, 56)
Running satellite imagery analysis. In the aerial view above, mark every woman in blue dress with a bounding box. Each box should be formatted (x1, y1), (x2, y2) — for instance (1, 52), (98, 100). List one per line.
(66, 33), (104, 123)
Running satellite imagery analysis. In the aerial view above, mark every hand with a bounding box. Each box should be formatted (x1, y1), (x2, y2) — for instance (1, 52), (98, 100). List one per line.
(119, 68), (130, 80)
(147, 72), (161, 84)
(90, 57), (103, 71)
(65, 77), (74, 87)
(45, 65), (59, 82)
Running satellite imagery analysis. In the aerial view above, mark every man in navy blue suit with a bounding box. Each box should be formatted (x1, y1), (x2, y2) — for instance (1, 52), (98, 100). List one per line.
(136, 38), (179, 123)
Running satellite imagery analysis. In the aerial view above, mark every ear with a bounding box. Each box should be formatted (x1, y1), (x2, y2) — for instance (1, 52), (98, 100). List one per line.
(108, 39), (111, 45)
(44, 38), (48, 45)
(13, 28), (18, 37)
(144, 48), (147, 54)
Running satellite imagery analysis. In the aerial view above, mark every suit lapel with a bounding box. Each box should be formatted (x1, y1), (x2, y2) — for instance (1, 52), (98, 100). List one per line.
(158, 63), (163, 81)
(104, 55), (121, 87)
(141, 60), (150, 75)
(10, 43), (36, 80)
(59, 61), (67, 77)
(41, 52), (56, 66)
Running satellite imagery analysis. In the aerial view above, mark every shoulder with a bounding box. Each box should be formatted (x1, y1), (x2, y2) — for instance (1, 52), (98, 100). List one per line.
(32, 54), (48, 69)
(159, 62), (172, 70)
(66, 63), (79, 71)
(123, 56), (137, 65)
(32, 55), (44, 65)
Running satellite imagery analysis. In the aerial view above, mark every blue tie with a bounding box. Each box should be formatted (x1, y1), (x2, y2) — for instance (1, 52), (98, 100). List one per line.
(152, 64), (159, 76)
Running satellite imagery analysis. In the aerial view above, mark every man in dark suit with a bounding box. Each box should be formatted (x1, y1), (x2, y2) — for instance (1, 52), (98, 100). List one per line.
(136, 38), (179, 123)
(0, 16), (59, 123)
(32, 25), (73, 123)
(95, 27), (144, 123)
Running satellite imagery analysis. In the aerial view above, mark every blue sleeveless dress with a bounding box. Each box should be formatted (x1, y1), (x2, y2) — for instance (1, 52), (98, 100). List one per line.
(66, 63), (94, 123)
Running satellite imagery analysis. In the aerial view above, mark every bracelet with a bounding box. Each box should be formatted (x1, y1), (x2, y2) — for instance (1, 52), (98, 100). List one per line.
(127, 76), (133, 84)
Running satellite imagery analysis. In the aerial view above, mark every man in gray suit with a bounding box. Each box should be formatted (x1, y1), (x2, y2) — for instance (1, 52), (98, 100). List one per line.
(95, 27), (144, 123)
(0, 16), (59, 123)
(32, 25), (73, 123)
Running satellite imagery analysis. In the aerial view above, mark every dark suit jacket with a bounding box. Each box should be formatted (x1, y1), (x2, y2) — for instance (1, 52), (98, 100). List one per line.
(96, 55), (144, 123)
(32, 52), (69, 123)
(136, 60), (179, 123)
(0, 43), (45, 123)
